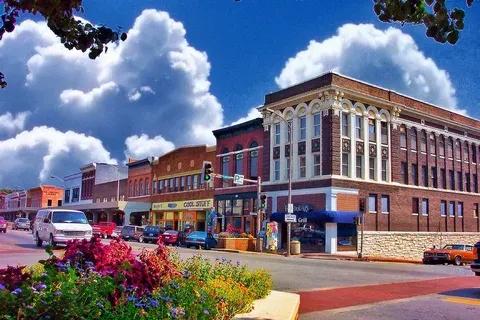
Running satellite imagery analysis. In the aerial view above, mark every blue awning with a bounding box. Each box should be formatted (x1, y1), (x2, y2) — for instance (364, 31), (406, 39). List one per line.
(271, 210), (359, 224)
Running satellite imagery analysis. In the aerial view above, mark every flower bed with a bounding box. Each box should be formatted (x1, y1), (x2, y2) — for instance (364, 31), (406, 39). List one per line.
(0, 238), (272, 319)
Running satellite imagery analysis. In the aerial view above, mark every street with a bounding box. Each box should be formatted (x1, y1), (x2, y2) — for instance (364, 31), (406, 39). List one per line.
(1, 230), (479, 319)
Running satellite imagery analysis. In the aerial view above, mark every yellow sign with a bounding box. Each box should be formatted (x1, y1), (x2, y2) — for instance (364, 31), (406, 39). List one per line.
(152, 199), (213, 211)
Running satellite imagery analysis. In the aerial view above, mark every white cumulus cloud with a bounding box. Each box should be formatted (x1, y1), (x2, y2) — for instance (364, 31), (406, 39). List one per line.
(229, 107), (262, 126)
(276, 24), (460, 113)
(124, 134), (175, 160)
(0, 111), (30, 134)
(0, 126), (116, 187)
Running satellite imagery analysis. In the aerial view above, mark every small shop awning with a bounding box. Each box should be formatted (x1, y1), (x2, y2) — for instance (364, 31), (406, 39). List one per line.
(271, 210), (359, 224)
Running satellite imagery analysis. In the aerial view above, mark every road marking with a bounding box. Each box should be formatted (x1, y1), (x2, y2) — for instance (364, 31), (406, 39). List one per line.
(443, 297), (480, 306)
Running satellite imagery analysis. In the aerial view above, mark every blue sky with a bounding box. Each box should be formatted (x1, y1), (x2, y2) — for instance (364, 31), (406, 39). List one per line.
(0, 0), (479, 187)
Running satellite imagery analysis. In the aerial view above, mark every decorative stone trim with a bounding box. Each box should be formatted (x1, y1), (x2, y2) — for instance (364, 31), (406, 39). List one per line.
(381, 147), (388, 160)
(311, 138), (321, 152)
(273, 146), (280, 160)
(298, 141), (306, 155)
(356, 141), (364, 154)
(369, 144), (377, 157)
(342, 138), (350, 152)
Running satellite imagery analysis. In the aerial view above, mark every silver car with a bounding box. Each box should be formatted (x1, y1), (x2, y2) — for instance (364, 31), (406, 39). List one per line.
(13, 218), (30, 231)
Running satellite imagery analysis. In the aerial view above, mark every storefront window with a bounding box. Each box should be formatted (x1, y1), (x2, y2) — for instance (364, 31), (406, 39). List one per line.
(291, 222), (325, 252)
(217, 200), (225, 215)
(233, 217), (242, 229)
(225, 200), (232, 216)
(243, 199), (251, 215)
(232, 199), (242, 215)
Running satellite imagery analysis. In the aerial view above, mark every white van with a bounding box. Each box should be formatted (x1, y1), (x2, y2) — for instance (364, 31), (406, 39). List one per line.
(33, 209), (92, 247)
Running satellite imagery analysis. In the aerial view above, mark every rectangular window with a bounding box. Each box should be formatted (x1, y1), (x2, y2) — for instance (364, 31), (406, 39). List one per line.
(368, 194), (377, 213)
(457, 202), (464, 217)
(441, 168), (446, 189)
(472, 145), (477, 163)
(412, 197), (419, 215)
(64, 189), (71, 203)
(274, 160), (280, 181)
(180, 176), (185, 191)
(193, 175), (198, 189)
(430, 134), (436, 155)
(222, 156), (230, 176)
(449, 170), (455, 190)
(474, 174), (478, 193)
(411, 164), (418, 186)
(369, 157), (376, 180)
(466, 173), (471, 192)
(381, 159), (387, 181)
(285, 158), (291, 180)
(152, 180), (157, 194)
(381, 195), (390, 214)
(186, 176), (191, 190)
(440, 200), (447, 217)
(342, 153), (349, 177)
(422, 165), (428, 187)
(401, 161), (408, 184)
(356, 155), (363, 178)
(448, 140), (454, 159)
(400, 126), (407, 149)
(368, 118), (376, 142)
(431, 167), (437, 188)
(420, 132), (427, 153)
(439, 138), (445, 156)
(299, 156), (306, 178)
(274, 123), (281, 145)
(421, 198), (429, 216)
(457, 171), (463, 191)
(355, 115), (363, 140)
(314, 113), (321, 137)
(449, 201), (455, 217)
(474, 203), (479, 218)
(342, 112), (350, 137)
(72, 188), (79, 203)
(249, 150), (258, 178)
(299, 116), (306, 140)
(314, 154), (321, 176)
(411, 131), (417, 151)
(381, 121), (388, 145)
(47, 199), (52, 207)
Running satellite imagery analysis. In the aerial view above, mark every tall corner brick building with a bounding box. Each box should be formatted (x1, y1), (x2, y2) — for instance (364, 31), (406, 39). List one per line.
(259, 72), (480, 260)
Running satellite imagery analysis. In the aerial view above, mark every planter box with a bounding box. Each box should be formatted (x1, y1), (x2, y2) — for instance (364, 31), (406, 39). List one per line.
(218, 237), (257, 251)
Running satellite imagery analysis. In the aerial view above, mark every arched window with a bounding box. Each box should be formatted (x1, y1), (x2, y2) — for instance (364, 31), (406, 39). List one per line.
(368, 116), (376, 142)
(464, 141), (469, 162)
(472, 143), (477, 163)
(249, 141), (259, 178)
(342, 112), (350, 137)
(455, 140), (461, 160)
(399, 125), (407, 149)
(420, 130), (427, 153)
(380, 121), (388, 145)
(448, 138), (454, 159)
(235, 145), (243, 175)
(439, 135), (445, 156)
(410, 128), (417, 151)
(429, 133), (436, 155)
(139, 179), (144, 195)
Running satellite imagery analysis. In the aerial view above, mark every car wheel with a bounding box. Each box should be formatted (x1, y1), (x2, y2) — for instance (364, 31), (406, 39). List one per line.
(35, 233), (43, 247)
(454, 256), (462, 266)
(48, 234), (56, 248)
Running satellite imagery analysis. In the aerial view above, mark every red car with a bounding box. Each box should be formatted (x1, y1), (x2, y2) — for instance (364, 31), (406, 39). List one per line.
(159, 230), (182, 245)
(92, 222), (117, 239)
(0, 217), (7, 233)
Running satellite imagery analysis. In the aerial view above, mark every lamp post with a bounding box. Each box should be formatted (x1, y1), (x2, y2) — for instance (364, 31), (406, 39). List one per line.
(265, 107), (293, 257)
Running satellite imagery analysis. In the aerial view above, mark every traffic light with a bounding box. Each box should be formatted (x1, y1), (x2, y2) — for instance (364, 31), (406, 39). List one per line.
(202, 161), (213, 183)
(260, 194), (267, 209)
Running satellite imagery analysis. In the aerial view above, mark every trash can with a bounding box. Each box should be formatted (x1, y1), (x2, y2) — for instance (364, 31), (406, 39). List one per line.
(290, 240), (301, 255)
(256, 237), (263, 252)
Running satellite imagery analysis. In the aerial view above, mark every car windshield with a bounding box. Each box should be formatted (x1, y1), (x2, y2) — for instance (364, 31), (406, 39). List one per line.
(443, 244), (464, 250)
(189, 231), (206, 237)
(52, 211), (88, 224)
(145, 226), (160, 232)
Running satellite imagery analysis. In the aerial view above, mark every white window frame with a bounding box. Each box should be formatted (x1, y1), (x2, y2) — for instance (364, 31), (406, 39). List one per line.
(299, 116), (306, 141)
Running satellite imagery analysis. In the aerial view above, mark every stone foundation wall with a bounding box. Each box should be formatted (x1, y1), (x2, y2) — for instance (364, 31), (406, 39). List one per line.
(360, 231), (480, 261)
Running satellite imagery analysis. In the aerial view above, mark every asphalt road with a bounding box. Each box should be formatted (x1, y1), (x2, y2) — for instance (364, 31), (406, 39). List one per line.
(0, 230), (473, 291)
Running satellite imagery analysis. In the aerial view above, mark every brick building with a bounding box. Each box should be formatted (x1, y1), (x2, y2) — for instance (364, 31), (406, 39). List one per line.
(27, 185), (64, 208)
(126, 158), (154, 225)
(260, 72), (480, 259)
(213, 118), (265, 235)
(148, 145), (216, 231)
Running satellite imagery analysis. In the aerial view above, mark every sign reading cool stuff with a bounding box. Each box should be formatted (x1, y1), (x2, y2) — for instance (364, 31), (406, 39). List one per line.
(152, 199), (213, 211)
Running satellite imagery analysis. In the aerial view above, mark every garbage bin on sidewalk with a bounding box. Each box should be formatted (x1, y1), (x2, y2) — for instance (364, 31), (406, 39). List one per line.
(290, 240), (301, 255)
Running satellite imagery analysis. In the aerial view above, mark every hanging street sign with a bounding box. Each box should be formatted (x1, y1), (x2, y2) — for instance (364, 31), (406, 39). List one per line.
(233, 174), (245, 185)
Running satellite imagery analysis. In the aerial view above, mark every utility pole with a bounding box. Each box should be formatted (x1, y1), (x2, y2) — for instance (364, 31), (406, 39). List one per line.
(286, 121), (293, 257)
(256, 176), (262, 252)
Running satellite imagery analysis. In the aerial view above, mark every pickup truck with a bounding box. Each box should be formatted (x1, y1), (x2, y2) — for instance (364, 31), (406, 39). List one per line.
(92, 222), (117, 239)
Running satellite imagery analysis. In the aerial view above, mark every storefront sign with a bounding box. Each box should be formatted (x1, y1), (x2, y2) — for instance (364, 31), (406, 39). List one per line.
(152, 199), (213, 211)
(284, 203), (313, 213)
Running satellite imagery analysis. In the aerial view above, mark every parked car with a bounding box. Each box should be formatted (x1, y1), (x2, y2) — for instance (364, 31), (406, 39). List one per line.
(121, 225), (145, 242)
(33, 209), (92, 247)
(0, 217), (7, 233)
(159, 230), (183, 246)
(13, 218), (31, 231)
(471, 241), (480, 276)
(185, 231), (217, 250)
(423, 244), (475, 266)
(111, 226), (123, 238)
(143, 225), (164, 243)
(92, 222), (117, 239)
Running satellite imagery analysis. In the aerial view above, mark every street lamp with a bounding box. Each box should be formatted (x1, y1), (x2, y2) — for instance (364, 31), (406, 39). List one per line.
(265, 107), (293, 257)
